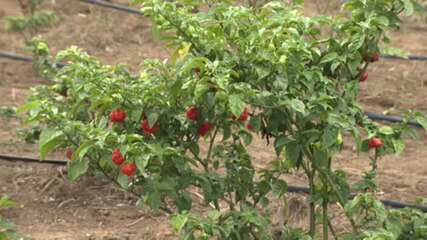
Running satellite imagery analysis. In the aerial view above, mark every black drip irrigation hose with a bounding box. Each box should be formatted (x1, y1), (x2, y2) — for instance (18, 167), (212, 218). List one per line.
(0, 51), (66, 68)
(380, 199), (427, 211)
(0, 153), (425, 212)
(381, 54), (427, 61)
(287, 185), (427, 212)
(79, 0), (144, 16)
(0, 52), (33, 62)
(0, 154), (67, 165)
(364, 111), (423, 128)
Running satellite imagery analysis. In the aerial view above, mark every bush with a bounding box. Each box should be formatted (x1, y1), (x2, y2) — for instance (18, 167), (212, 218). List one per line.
(20, 0), (426, 239)
(0, 196), (27, 240)
(3, 0), (59, 38)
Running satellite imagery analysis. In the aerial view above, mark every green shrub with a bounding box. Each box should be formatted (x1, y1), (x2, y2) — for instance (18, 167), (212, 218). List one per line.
(20, 0), (427, 239)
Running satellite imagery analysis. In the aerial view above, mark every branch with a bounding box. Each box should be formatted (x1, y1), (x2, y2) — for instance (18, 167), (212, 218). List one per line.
(206, 126), (219, 163)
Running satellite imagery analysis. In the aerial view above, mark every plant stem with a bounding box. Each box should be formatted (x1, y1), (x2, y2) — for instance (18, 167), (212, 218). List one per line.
(188, 145), (209, 172)
(318, 167), (358, 236)
(227, 191), (235, 210)
(206, 126), (219, 163)
(302, 161), (316, 238)
(308, 171), (316, 238)
(322, 200), (328, 240)
(285, 111), (317, 237)
(371, 149), (379, 172)
(299, 144), (358, 236)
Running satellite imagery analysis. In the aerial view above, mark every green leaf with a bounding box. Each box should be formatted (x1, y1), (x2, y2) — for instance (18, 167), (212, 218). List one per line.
(323, 126), (339, 147)
(146, 190), (161, 210)
(289, 99), (306, 114)
(135, 156), (149, 174)
(249, 116), (261, 132)
(177, 42), (192, 60)
(361, 139), (370, 152)
(372, 199), (386, 223)
(222, 125), (232, 141)
(239, 130), (253, 146)
(39, 128), (64, 160)
(146, 112), (159, 128)
(320, 52), (338, 64)
(17, 100), (41, 114)
(170, 42), (192, 64)
(379, 126), (394, 135)
(274, 135), (290, 156)
(347, 59), (360, 77)
(402, 0), (414, 16)
(176, 192), (192, 212)
(181, 57), (208, 73)
(126, 134), (143, 142)
(402, 127), (419, 139)
(0, 217), (15, 231)
(73, 141), (94, 160)
(188, 142), (200, 156)
(313, 148), (329, 169)
(270, 179), (288, 197)
(97, 116), (109, 128)
(351, 128), (362, 153)
(194, 83), (209, 99)
(208, 210), (221, 220)
(331, 61), (341, 74)
(414, 113), (427, 130)
(392, 138), (405, 155)
(0, 196), (14, 208)
(229, 94), (246, 117)
(285, 141), (302, 167)
(255, 66), (270, 80)
(375, 16), (389, 26)
(171, 213), (188, 232)
(117, 174), (129, 189)
(67, 159), (89, 181)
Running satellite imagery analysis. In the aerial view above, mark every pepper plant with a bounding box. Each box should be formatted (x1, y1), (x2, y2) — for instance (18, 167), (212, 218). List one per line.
(4, 0), (59, 40)
(0, 196), (27, 240)
(20, 0), (427, 239)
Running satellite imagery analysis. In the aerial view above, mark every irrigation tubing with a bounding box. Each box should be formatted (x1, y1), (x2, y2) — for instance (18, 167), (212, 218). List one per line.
(0, 52), (33, 62)
(0, 153), (425, 212)
(381, 54), (427, 61)
(0, 154), (67, 165)
(287, 185), (427, 212)
(364, 111), (423, 128)
(79, 0), (144, 16)
(77, 0), (427, 62)
(1, 51), (425, 128)
(0, 51), (66, 68)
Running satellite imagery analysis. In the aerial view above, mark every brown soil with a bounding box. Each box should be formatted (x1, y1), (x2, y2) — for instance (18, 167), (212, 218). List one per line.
(0, 1), (426, 239)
